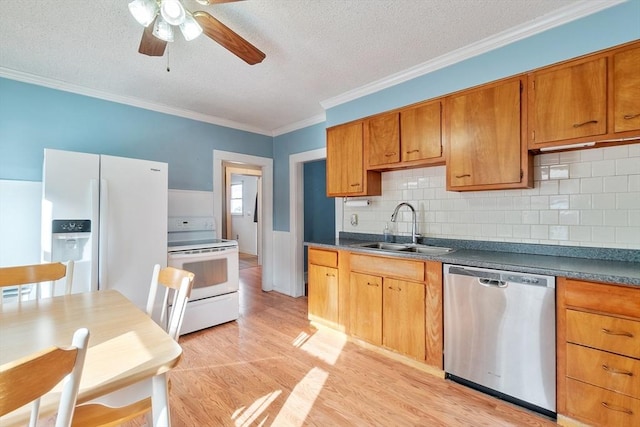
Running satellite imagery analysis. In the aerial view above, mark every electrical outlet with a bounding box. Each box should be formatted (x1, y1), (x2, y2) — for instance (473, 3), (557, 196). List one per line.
(350, 214), (358, 226)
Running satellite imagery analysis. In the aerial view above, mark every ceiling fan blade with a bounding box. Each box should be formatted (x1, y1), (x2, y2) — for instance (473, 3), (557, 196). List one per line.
(138, 18), (167, 57)
(193, 11), (265, 65)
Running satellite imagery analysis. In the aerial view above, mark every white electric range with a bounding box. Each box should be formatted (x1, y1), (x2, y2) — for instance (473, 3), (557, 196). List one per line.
(167, 216), (239, 335)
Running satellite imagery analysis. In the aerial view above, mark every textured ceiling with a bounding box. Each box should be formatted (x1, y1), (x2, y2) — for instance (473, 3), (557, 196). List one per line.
(0, 1), (614, 135)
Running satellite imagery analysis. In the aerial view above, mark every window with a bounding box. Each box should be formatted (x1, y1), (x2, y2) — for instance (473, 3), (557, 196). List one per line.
(230, 182), (243, 215)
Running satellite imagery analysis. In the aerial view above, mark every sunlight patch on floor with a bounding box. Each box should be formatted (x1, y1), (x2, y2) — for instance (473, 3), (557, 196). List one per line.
(293, 328), (347, 365)
(270, 367), (328, 426)
(232, 390), (282, 427)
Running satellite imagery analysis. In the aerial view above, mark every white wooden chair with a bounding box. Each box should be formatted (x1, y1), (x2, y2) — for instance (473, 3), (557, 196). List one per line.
(0, 261), (74, 305)
(0, 328), (90, 427)
(71, 265), (194, 426)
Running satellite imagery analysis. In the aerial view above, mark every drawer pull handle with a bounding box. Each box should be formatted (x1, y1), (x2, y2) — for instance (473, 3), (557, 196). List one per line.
(406, 149), (420, 154)
(573, 119), (598, 128)
(456, 174), (471, 178)
(601, 402), (633, 415)
(366, 282), (378, 287)
(350, 183), (360, 187)
(385, 152), (397, 157)
(623, 113), (640, 120)
(602, 328), (634, 338)
(602, 364), (633, 376)
(326, 273), (335, 277)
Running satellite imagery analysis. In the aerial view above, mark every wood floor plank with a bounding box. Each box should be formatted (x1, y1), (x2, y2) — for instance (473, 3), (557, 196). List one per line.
(120, 265), (555, 427)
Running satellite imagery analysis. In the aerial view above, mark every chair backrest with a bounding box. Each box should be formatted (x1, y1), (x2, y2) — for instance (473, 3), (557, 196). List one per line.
(0, 327), (90, 427)
(145, 264), (195, 340)
(0, 261), (74, 305)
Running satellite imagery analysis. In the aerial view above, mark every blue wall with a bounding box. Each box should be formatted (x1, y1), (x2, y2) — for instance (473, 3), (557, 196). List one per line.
(304, 159), (335, 269)
(272, 122), (326, 230)
(0, 79), (272, 191)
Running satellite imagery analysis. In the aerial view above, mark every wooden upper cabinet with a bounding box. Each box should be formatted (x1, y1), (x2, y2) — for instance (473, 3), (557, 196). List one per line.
(400, 101), (443, 164)
(326, 121), (381, 197)
(366, 102), (444, 170)
(529, 57), (607, 146)
(613, 45), (640, 134)
(367, 112), (400, 167)
(445, 76), (532, 191)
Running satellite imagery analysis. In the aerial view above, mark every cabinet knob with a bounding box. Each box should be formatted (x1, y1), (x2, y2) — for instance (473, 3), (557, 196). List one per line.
(572, 119), (598, 128)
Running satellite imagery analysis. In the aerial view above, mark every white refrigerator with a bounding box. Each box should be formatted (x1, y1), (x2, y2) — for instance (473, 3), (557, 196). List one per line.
(41, 149), (168, 312)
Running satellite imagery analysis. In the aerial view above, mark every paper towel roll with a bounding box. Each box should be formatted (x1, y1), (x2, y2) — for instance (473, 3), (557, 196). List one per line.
(344, 199), (370, 207)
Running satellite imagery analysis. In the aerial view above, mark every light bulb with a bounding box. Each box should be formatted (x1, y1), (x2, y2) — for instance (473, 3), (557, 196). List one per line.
(128, 0), (159, 27)
(153, 15), (175, 42)
(160, 0), (186, 26)
(179, 12), (203, 41)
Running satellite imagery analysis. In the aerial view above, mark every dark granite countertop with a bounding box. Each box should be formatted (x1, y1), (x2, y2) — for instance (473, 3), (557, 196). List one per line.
(306, 233), (640, 287)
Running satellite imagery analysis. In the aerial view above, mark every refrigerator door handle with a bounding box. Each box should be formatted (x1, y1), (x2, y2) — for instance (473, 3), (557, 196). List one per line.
(99, 178), (108, 289)
(90, 179), (100, 291)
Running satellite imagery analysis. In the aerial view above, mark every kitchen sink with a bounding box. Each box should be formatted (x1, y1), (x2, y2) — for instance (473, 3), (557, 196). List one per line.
(351, 242), (455, 256)
(398, 245), (456, 255)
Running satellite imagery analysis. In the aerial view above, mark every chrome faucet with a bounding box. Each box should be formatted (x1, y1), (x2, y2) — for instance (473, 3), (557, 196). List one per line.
(390, 202), (419, 244)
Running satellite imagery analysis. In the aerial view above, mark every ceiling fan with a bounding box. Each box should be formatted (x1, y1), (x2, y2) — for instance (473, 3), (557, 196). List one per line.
(128, 0), (265, 65)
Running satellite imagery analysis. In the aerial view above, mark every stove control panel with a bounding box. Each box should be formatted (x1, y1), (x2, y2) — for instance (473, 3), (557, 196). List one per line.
(168, 217), (216, 233)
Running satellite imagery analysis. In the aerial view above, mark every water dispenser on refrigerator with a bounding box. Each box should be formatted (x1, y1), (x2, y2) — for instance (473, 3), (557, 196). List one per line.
(51, 219), (91, 262)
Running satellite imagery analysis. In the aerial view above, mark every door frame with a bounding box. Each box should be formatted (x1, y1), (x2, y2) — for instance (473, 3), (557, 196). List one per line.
(289, 148), (327, 297)
(214, 150), (273, 292)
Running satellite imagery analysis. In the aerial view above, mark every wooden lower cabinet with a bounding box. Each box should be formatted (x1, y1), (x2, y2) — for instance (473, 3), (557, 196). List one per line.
(557, 277), (640, 427)
(349, 272), (382, 345)
(307, 248), (340, 328)
(308, 264), (338, 325)
(383, 278), (426, 360)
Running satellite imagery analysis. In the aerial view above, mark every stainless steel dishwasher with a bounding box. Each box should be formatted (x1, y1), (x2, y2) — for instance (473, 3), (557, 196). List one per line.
(443, 264), (556, 417)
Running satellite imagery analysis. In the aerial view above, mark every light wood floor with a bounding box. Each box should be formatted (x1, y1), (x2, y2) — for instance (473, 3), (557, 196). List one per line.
(125, 265), (555, 426)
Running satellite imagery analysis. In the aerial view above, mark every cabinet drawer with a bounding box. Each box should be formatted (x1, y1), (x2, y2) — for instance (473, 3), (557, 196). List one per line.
(308, 248), (338, 268)
(567, 343), (640, 399)
(566, 378), (640, 427)
(566, 310), (640, 359)
(563, 278), (640, 319)
(350, 253), (424, 282)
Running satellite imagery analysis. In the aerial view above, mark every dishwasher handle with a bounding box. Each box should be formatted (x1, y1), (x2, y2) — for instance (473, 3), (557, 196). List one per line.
(479, 278), (508, 288)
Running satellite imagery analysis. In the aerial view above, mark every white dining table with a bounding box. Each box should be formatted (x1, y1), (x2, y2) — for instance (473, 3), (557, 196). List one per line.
(0, 289), (182, 426)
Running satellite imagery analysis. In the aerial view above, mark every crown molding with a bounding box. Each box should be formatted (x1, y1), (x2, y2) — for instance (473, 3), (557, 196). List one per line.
(320, 0), (626, 110)
(0, 67), (273, 137)
(272, 113), (326, 137)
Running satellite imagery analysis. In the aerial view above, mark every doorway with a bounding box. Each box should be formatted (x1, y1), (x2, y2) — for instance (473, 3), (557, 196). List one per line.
(224, 164), (262, 266)
(213, 150), (273, 292)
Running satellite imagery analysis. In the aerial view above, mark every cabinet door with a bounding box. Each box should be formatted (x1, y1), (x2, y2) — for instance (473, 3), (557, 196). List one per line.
(383, 278), (426, 360)
(401, 101), (442, 162)
(446, 77), (524, 189)
(367, 112), (400, 167)
(530, 57), (607, 144)
(326, 122), (364, 196)
(308, 264), (338, 324)
(349, 272), (382, 345)
(613, 46), (640, 133)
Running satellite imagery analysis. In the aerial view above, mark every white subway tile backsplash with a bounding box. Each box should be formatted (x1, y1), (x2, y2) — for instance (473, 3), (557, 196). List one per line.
(343, 146), (640, 249)
(569, 162), (591, 178)
(591, 160), (615, 177)
(581, 177), (603, 193)
(616, 158), (640, 175)
(604, 176), (628, 193)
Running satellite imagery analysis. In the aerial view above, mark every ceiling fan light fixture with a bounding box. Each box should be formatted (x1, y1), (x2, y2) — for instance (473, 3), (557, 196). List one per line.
(128, 0), (159, 27)
(195, 0), (211, 5)
(160, 0), (186, 26)
(153, 15), (175, 42)
(179, 13), (203, 41)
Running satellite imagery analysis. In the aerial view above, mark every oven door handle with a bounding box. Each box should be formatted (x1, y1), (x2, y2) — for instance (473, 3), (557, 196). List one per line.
(168, 250), (233, 260)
